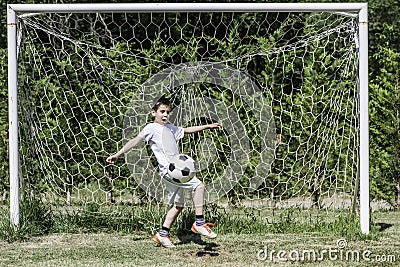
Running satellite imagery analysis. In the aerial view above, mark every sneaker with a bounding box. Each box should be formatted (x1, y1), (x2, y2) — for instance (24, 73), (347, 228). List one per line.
(191, 222), (217, 239)
(152, 233), (176, 248)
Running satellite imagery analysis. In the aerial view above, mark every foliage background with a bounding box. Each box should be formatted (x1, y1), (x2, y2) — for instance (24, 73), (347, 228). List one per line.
(0, 0), (399, 208)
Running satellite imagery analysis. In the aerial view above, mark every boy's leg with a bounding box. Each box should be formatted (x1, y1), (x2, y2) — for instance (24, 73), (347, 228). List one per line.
(192, 182), (205, 215)
(191, 182), (217, 239)
(163, 205), (183, 228)
(153, 180), (185, 248)
(153, 205), (183, 248)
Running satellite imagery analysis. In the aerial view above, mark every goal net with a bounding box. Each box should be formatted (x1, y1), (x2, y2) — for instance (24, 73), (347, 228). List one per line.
(9, 4), (367, 233)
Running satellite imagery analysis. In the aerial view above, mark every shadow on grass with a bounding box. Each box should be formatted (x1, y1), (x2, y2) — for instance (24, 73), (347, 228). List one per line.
(374, 222), (393, 232)
(176, 232), (220, 257)
(131, 236), (149, 241)
(198, 240), (219, 257)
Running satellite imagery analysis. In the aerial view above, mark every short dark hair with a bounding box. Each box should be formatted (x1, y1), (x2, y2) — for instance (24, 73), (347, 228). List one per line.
(151, 95), (171, 111)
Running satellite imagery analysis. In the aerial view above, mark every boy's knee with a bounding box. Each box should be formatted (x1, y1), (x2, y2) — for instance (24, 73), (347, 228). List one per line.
(195, 182), (205, 192)
(174, 205), (184, 212)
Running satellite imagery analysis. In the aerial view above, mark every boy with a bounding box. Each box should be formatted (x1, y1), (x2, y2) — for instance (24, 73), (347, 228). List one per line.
(106, 95), (221, 248)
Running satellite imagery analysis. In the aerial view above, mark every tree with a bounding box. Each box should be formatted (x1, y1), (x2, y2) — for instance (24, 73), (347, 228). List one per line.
(369, 23), (400, 208)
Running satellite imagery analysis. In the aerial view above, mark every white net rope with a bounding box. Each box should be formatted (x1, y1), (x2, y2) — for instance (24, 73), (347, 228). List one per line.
(17, 11), (359, 215)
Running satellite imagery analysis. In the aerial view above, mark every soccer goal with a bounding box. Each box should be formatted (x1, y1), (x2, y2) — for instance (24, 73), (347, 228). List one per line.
(7, 3), (369, 234)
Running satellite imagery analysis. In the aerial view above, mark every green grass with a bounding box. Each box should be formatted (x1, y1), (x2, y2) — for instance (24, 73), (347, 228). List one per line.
(0, 199), (399, 266)
(0, 211), (399, 266)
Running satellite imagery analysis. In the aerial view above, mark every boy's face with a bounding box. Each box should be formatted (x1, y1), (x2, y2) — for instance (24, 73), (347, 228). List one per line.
(152, 104), (171, 125)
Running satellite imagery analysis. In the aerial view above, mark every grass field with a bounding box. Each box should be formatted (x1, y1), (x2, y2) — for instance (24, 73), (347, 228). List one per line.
(0, 210), (399, 267)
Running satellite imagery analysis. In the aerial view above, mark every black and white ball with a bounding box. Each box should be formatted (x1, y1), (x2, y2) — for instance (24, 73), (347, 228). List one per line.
(168, 154), (196, 183)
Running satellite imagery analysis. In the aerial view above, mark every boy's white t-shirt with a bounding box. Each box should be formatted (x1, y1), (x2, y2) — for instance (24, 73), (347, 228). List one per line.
(138, 123), (184, 176)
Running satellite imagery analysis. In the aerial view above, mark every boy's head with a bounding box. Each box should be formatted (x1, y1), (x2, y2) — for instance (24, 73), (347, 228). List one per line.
(151, 95), (171, 111)
(151, 95), (171, 125)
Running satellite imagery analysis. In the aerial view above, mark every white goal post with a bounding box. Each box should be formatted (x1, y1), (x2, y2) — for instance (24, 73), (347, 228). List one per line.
(7, 3), (369, 234)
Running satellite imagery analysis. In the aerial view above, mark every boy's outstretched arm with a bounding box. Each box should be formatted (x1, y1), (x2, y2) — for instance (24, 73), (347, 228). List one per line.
(106, 135), (143, 164)
(184, 123), (222, 134)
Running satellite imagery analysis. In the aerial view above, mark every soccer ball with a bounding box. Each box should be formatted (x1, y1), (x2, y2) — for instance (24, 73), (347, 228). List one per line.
(167, 154), (196, 183)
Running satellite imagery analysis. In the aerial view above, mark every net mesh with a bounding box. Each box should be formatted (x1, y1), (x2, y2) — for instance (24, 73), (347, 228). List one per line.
(16, 10), (359, 225)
